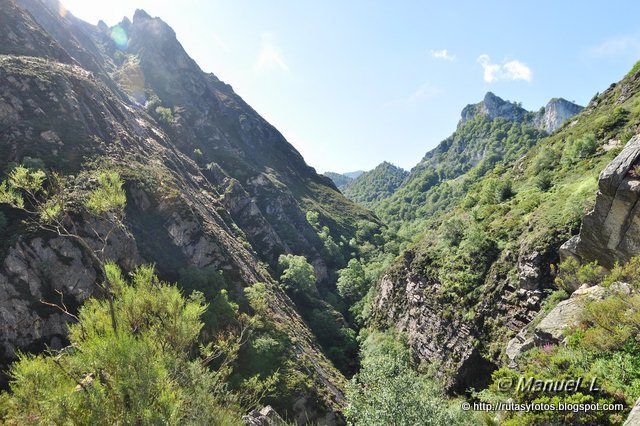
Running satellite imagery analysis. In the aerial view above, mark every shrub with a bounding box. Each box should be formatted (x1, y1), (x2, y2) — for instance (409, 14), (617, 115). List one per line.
(562, 133), (598, 164)
(155, 106), (175, 124)
(535, 170), (553, 191)
(554, 258), (605, 292)
(0, 264), (243, 424)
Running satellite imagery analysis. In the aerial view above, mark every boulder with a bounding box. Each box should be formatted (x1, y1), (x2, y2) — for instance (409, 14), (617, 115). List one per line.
(534, 285), (606, 346)
(573, 135), (640, 268)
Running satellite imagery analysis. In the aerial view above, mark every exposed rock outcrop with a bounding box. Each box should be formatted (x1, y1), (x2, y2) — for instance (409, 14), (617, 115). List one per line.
(460, 92), (528, 127)
(625, 398), (640, 426)
(243, 406), (286, 426)
(568, 134), (640, 268)
(534, 98), (583, 133)
(505, 285), (607, 364)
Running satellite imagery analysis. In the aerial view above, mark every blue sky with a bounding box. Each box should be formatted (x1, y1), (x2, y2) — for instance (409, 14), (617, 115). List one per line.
(62, 0), (640, 173)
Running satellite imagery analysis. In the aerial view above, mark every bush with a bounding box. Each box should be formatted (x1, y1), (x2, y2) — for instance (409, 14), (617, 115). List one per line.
(554, 258), (606, 293)
(0, 263), (243, 424)
(155, 106), (175, 124)
(535, 170), (553, 191)
(562, 133), (597, 164)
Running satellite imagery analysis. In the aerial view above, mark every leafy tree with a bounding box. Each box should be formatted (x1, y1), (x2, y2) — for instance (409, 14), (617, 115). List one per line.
(336, 258), (368, 303)
(278, 254), (317, 296)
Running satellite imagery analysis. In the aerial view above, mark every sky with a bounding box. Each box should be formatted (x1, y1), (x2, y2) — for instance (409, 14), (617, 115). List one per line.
(61, 0), (640, 174)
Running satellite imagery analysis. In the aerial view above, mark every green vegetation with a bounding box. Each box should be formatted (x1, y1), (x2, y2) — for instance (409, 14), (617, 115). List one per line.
(346, 331), (476, 425)
(342, 162), (408, 207)
(323, 171), (353, 189)
(278, 254), (317, 296)
(481, 257), (640, 425)
(155, 106), (175, 124)
(0, 263), (244, 424)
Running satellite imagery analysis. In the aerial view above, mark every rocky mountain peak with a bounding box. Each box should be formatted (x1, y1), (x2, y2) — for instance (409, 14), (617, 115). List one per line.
(534, 97), (583, 133)
(133, 9), (152, 22)
(459, 91), (528, 127)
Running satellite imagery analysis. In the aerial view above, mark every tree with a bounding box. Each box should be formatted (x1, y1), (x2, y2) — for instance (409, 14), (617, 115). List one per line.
(337, 258), (368, 302)
(278, 254), (317, 295)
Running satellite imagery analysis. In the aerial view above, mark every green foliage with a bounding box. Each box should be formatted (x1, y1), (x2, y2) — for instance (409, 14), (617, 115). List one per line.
(346, 332), (475, 426)
(0, 263), (243, 424)
(278, 254), (317, 295)
(305, 210), (345, 266)
(178, 267), (237, 338)
(554, 258), (606, 293)
(562, 133), (598, 165)
(342, 162), (408, 207)
(482, 257), (640, 424)
(336, 258), (368, 302)
(155, 106), (175, 124)
(85, 171), (126, 216)
(534, 170), (554, 191)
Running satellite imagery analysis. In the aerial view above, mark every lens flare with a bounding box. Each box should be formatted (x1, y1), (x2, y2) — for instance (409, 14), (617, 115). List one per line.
(110, 26), (128, 50)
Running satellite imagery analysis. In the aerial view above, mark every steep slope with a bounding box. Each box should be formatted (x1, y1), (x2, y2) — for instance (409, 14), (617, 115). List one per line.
(323, 172), (353, 189)
(370, 67), (639, 393)
(341, 162), (408, 207)
(0, 0), (376, 421)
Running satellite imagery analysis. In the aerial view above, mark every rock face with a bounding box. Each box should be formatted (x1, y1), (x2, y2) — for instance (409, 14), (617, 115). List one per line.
(372, 252), (498, 393)
(625, 398), (640, 426)
(534, 98), (583, 133)
(506, 285), (607, 364)
(243, 406), (286, 426)
(459, 92), (583, 134)
(460, 92), (529, 126)
(0, 0), (372, 419)
(534, 285), (605, 345)
(569, 134), (640, 268)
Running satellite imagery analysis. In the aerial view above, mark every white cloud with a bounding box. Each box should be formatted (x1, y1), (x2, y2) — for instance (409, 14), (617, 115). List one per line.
(477, 54), (532, 83)
(430, 49), (455, 61)
(587, 34), (640, 57)
(255, 32), (290, 73)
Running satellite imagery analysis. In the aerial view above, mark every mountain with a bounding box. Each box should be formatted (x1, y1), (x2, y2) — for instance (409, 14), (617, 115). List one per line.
(0, 0), (378, 421)
(343, 170), (364, 179)
(323, 172), (353, 189)
(341, 162), (408, 207)
(534, 97), (584, 133)
(370, 62), (640, 404)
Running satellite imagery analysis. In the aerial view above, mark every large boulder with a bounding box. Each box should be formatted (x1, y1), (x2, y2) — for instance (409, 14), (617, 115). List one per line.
(570, 135), (640, 268)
